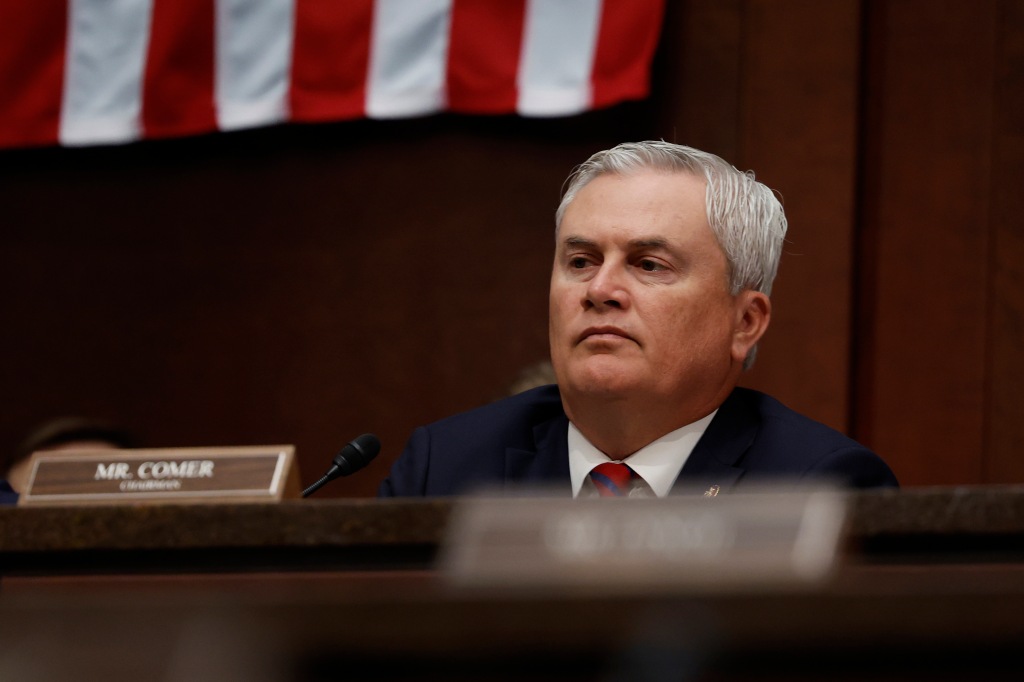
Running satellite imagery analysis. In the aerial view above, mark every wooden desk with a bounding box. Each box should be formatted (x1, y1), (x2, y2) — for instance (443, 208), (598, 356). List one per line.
(3, 488), (1024, 680)
(4, 486), (1024, 575)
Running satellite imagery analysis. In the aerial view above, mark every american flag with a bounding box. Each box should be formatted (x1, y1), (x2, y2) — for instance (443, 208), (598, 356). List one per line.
(0, 0), (665, 149)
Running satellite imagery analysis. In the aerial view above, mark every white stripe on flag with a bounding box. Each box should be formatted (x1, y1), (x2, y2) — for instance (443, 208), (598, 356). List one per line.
(366, 0), (453, 118)
(216, 0), (295, 131)
(59, 0), (154, 146)
(517, 0), (603, 116)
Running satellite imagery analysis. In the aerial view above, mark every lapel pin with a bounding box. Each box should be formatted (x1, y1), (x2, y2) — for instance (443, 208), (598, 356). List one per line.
(703, 484), (720, 498)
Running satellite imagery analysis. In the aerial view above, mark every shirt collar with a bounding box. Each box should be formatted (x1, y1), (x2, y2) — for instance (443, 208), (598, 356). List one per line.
(568, 410), (718, 498)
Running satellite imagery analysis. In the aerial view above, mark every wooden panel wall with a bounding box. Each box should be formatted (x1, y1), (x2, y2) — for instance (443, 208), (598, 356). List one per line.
(1, 0), (1021, 494)
(855, 0), (1024, 485)
(989, 0), (1024, 483)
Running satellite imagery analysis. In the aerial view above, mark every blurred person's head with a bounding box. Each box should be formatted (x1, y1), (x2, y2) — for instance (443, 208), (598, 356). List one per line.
(3, 417), (136, 492)
(506, 360), (558, 396)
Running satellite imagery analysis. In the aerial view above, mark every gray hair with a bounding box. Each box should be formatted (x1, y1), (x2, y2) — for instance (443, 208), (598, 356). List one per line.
(555, 141), (787, 297)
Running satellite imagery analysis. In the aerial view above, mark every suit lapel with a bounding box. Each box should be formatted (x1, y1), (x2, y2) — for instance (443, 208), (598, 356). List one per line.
(675, 388), (757, 494)
(504, 413), (570, 487)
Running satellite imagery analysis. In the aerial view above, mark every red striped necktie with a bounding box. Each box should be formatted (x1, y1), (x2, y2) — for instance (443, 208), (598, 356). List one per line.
(589, 462), (639, 497)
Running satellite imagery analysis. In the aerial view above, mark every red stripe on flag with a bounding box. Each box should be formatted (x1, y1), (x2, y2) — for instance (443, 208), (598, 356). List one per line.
(591, 0), (665, 110)
(142, 0), (217, 140)
(291, 0), (375, 122)
(0, 1), (68, 148)
(447, 0), (526, 113)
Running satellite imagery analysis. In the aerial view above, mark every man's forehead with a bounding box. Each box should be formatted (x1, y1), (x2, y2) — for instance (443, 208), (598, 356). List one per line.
(557, 170), (709, 235)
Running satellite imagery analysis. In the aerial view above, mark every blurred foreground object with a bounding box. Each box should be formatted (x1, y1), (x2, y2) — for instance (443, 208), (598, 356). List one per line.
(441, 485), (848, 593)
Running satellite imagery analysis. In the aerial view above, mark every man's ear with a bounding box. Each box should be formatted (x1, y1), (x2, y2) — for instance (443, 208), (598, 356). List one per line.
(731, 290), (771, 364)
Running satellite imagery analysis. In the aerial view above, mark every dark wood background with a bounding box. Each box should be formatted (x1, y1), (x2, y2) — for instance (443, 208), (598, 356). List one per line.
(2, 0), (1021, 495)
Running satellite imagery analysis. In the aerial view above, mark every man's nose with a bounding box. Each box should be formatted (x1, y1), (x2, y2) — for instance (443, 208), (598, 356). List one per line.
(584, 263), (628, 310)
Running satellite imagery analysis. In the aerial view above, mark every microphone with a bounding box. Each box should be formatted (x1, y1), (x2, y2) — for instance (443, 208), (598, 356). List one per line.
(301, 433), (381, 498)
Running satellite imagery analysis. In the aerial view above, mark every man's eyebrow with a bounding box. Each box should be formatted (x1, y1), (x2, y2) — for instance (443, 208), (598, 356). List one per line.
(561, 236), (671, 248)
(628, 237), (670, 250)
(561, 236), (598, 249)
(559, 235), (678, 255)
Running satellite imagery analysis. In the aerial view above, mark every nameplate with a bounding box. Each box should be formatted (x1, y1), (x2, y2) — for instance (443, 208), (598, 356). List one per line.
(17, 445), (299, 506)
(440, 487), (848, 592)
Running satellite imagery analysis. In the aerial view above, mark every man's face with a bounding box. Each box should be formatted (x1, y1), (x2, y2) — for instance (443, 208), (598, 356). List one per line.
(549, 170), (762, 417)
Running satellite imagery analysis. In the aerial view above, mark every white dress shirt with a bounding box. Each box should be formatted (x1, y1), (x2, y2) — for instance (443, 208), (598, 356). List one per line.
(568, 410), (717, 498)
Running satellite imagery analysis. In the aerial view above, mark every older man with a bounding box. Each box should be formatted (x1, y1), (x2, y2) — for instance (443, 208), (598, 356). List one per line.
(379, 141), (897, 498)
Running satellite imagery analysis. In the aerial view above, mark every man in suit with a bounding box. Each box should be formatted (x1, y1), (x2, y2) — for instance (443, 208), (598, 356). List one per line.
(379, 141), (898, 498)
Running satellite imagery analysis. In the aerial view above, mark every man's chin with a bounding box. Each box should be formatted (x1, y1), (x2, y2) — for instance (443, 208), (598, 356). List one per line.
(560, 368), (644, 401)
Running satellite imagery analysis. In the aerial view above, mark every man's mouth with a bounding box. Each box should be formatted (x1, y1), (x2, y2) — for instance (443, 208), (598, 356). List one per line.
(578, 326), (635, 344)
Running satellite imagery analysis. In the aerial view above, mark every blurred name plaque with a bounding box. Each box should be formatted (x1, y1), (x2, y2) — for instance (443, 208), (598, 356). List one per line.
(17, 446), (299, 506)
(441, 488), (848, 591)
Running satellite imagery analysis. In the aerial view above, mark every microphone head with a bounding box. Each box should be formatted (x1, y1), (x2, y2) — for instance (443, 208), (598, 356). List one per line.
(332, 433), (381, 476)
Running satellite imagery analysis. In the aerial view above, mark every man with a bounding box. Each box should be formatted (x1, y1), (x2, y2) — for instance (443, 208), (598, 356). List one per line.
(379, 141), (897, 498)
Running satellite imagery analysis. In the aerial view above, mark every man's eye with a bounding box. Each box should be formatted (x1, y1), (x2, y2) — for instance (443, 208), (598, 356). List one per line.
(570, 257), (590, 269)
(639, 259), (662, 272)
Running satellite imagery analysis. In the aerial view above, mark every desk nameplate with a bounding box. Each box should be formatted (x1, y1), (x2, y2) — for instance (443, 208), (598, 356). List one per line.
(441, 488), (848, 592)
(17, 446), (299, 506)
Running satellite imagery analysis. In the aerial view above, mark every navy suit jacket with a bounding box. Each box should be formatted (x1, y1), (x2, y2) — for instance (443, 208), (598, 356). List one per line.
(0, 480), (17, 505)
(378, 384), (898, 497)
